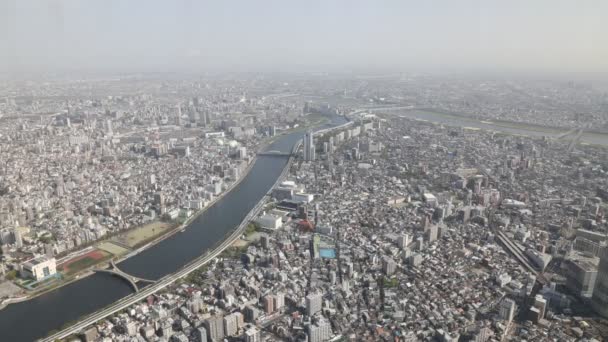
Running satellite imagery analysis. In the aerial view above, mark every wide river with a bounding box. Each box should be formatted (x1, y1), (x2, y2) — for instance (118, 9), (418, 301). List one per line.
(392, 109), (608, 147)
(0, 115), (347, 342)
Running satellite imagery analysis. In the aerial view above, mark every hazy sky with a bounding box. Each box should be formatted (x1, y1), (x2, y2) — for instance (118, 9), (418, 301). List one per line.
(1, 0), (607, 73)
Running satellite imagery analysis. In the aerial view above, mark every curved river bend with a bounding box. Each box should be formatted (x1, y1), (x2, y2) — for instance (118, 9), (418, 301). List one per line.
(0, 116), (347, 342)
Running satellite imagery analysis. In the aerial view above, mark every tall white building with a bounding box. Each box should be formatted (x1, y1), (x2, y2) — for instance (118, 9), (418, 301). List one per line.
(203, 315), (224, 342)
(306, 293), (323, 316)
(176, 104), (183, 126)
(223, 313), (238, 336)
(304, 130), (315, 161)
(308, 318), (332, 342)
(106, 119), (113, 136)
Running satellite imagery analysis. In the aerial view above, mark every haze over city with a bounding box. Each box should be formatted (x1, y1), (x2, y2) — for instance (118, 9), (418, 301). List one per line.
(2, 1), (608, 342)
(1, 0), (608, 74)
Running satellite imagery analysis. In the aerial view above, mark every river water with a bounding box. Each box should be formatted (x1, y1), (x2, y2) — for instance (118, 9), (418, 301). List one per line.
(394, 109), (608, 147)
(0, 116), (347, 342)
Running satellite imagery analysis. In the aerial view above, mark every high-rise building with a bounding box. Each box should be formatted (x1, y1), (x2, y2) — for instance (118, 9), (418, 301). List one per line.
(194, 327), (207, 342)
(382, 257), (397, 275)
(308, 318), (333, 342)
(13, 228), (23, 248)
(223, 313), (238, 336)
(244, 305), (260, 323)
(397, 234), (411, 249)
(203, 315), (225, 342)
(237, 147), (247, 160)
(306, 293), (323, 316)
(273, 292), (285, 311)
(304, 130), (315, 161)
(562, 257), (598, 298)
(176, 105), (183, 126)
(263, 295), (274, 314)
(499, 298), (515, 322)
(106, 119), (113, 136)
(592, 246), (608, 318)
(532, 294), (547, 321)
(426, 224), (438, 242)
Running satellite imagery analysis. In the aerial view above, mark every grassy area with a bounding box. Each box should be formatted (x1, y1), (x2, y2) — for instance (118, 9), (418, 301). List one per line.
(384, 277), (399, 288)
(245, 222), (259, 236)
(97, 241), (130, 256)
(220, 245), (248, 259)
(112, 221), (173, 248)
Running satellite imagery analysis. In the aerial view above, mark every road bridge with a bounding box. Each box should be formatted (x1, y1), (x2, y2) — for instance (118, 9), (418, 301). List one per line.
(257, 150), (292, 157)
(95, 260), (156, 292)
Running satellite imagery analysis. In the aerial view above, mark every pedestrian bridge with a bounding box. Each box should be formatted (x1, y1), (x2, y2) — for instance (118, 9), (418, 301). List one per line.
(95, 260), (156, 292)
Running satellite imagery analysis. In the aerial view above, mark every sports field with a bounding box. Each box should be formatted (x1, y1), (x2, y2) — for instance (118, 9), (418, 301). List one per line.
(60, 249), (111, 275)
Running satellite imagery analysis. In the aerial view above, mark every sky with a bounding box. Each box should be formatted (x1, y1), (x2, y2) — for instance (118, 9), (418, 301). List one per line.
(0, 0), (607, 74)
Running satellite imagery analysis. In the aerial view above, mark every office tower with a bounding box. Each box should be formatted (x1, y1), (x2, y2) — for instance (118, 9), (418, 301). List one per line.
(592, 246), (608, 318)
(562, 257), (598, 298)
(499, 298), (515, 322)
(304, 130), (315, 161)
(306, 293), (323, 316)
(203, 315), (225, 342)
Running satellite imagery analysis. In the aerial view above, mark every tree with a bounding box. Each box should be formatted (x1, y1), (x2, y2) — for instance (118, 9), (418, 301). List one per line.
(5, 270), (18, 280)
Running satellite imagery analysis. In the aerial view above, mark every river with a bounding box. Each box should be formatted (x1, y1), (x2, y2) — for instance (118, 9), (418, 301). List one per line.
(390, 109), (608, 147)
(0, 115), (347, 342)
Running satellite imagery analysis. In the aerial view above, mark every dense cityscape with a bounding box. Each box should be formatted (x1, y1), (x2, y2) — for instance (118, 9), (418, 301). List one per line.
(0, 73), (606, 342)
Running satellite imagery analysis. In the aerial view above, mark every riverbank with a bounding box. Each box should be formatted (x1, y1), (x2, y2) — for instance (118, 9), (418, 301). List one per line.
(0, 153), (260, 311)
(384, 109), (608, 148)
(415, 107), (608, 135)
